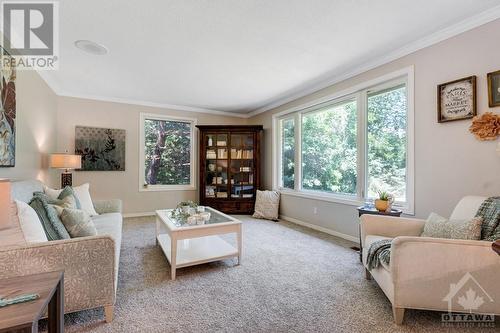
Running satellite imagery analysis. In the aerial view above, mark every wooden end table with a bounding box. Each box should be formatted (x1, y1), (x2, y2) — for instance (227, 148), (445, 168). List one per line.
(357, 206), (402, 262)
(493, 240), (500, 256)
(0, 271), (64, 333)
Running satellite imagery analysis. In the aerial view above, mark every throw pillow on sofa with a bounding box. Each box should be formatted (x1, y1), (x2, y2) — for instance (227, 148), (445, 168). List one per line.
(421, 212), (482, 240)
(44, 183), (98, 216)
(253, 190), (280, 221)
(15, 200), (48, 243)
(29, 193), (71, 240)
(60, 208), (97, 237)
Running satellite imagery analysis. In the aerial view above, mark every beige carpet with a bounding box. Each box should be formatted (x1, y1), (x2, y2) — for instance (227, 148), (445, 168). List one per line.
(43, 216), (497, 332)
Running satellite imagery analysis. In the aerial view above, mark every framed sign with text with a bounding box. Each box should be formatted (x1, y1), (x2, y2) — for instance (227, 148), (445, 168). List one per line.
(437, 76), (476, 123)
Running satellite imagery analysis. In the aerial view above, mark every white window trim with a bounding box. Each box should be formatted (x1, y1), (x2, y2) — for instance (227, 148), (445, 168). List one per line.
(139, 112), (197, 192)
(272, 66), (415, 214)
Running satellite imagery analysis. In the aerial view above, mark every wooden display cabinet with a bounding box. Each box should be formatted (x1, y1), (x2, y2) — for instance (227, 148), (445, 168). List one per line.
(196, 125), (263, 214)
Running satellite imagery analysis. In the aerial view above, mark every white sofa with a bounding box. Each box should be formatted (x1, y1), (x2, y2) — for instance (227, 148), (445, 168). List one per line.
(0, 180), (122, 322)
(361, 196), (500, 324)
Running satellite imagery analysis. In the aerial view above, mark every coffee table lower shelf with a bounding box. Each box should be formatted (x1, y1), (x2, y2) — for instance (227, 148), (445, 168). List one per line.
(157, 234), (238, 270)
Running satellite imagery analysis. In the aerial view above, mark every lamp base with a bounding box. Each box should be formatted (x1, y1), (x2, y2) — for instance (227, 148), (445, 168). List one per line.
(61, 172), (73, 188)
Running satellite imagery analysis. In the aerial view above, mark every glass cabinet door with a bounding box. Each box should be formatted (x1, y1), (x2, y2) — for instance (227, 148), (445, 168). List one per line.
(229, 133), (254, 199)
(205, 133), (229, 199)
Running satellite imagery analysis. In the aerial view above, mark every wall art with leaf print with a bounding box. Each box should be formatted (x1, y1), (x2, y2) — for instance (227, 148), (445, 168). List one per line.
(75, 126), (126, 171)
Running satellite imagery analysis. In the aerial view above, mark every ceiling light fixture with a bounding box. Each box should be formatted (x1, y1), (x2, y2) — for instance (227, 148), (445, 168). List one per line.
(74, 40), (108, 55)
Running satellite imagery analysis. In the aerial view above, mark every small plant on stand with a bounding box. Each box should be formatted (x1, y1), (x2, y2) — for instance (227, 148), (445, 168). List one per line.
(375, 191), (393, 212)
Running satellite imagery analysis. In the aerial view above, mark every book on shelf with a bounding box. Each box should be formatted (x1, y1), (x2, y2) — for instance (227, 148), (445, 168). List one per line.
(216, 192), (228, 198)
(206, 150), (216, 159)
(217, 148), (227, 159)
(217, 141), (226, 146)
(230, 149), (254, 159)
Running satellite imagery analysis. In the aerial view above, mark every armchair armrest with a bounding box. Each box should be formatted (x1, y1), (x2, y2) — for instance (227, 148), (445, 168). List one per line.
(0, 236), (116, 313)
(93, 199), (122, 214)
(360, 215), (425, 247)
(390, 236), (500, 313)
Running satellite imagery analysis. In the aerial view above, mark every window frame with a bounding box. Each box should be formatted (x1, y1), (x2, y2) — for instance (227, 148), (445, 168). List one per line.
(139, 112), (197, 192)
(272, 66), (414, 214)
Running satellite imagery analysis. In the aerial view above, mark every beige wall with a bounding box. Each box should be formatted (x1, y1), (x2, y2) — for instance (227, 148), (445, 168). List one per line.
(0, 70), (58, 187)
(56, 97), (246, 214)
(249, 19), (500, 239)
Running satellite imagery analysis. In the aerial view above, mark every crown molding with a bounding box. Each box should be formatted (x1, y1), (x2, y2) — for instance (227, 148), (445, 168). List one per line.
(247, 5), (500, 118)
(36, 72), (251, 119)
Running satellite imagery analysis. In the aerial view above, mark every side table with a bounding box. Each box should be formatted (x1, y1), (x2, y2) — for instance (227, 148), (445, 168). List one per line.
(357, 206), (402, 263)
(0, 271), (64, 333)
(493, 240), (500, 256)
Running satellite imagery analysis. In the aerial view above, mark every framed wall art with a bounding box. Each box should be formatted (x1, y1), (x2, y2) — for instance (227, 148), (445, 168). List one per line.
(75, 126), (126, 171)
(437, 76), (476, 123)
(487, 70), (500, 108)
(0, 47), (16, 167)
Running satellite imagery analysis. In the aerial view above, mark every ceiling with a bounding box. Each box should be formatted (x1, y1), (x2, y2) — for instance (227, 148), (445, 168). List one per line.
(40, 0), (500, 115)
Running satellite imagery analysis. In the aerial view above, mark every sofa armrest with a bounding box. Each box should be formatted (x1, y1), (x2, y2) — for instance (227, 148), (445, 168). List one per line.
(93, 199), (122, 214)
(0, 236), (116, 313)
(360, 215), (425, 247)
(390, 236), (500, 312)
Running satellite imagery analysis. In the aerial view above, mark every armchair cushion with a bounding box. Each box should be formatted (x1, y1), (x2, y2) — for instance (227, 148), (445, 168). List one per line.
(421, 213), (482, 240)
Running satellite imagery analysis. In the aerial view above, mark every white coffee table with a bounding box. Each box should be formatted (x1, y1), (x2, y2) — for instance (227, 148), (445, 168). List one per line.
(155, 207), (242, 280)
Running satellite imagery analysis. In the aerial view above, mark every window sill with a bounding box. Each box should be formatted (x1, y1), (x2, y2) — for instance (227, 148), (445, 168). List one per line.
(278, 189), (414, 215)
(278, 189), (364, 207)
(139, 185), (196, 192)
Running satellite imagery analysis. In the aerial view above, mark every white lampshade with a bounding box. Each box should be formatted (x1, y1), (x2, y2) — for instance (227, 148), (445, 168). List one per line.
(0, 179), (11, 230)
(50, 153), (82, 170)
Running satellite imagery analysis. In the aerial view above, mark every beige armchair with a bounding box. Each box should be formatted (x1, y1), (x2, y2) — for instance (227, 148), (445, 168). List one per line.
(360, 196), (500, 324)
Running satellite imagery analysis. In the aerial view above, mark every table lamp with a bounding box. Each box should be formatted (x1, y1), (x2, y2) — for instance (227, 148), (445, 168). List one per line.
(0, 179), (11, 230)
(50, 153), (82, 188)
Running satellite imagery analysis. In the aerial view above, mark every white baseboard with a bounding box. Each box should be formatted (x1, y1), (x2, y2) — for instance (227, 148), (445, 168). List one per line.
(123, 212), (155, 218)
(280, 215), (359, 243)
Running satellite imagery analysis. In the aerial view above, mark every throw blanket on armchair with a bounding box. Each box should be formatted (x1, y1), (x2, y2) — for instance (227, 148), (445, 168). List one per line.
(366, 239), (392, 270)
(366, 196), (500, 270)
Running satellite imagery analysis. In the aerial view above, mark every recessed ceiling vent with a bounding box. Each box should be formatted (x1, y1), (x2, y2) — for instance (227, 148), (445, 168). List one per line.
(74, 40), (108, 55)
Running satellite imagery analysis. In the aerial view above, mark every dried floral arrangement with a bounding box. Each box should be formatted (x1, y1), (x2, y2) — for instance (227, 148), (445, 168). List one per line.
(469, 112), (500, 141)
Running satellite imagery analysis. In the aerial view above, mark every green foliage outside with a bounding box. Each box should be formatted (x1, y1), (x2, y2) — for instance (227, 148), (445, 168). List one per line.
(367, 86), (407, 201)
(301, 101), (357, 194)
(281, 118), (295, 189)
(281, 85), (407, 202)
(144, 119), (191, 185)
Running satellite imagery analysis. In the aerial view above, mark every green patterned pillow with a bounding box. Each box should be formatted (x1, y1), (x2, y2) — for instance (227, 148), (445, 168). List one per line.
(422, 213), (482, 240)
(60, 208), (97, 238)
(58, 186), (82, 209)
(29, 194), (71, 241)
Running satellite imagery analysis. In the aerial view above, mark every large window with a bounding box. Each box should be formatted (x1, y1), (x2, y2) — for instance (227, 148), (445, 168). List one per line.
(301, 100), (357, 195)
(274, 70), (413, 212)
(140, 113), (196, 191)
(367, 85), (407, 201)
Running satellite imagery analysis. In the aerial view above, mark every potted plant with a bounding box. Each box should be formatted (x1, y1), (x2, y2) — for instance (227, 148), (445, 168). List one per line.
(375, 191), (392, 212)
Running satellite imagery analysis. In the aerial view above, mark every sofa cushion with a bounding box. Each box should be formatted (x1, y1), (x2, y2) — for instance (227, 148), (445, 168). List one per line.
(58, 186), (82, 210)
(29, 194), (71, 240)
(92, 213), (122, 267)
(363, 235), (392, 271)
(16, 200), (48, 243)
(44, 183), (98, 216)
(11, 180), (44, 203)
(61, 208), (97, 238)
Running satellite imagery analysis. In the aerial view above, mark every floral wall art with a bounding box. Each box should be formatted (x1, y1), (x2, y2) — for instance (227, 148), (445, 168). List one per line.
(0, 48), (16, 167)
